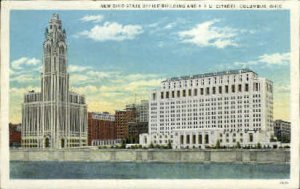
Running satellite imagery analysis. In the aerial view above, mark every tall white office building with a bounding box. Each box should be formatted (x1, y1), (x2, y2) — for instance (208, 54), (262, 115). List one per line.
(21, 14), (88, 148)
(140, 69), (274, 149)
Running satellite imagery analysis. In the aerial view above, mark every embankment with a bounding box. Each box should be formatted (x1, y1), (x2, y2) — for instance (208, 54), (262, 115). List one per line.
(10, 149), (289, 163)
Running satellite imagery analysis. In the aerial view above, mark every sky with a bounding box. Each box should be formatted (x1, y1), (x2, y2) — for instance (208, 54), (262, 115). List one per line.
(9, 10), (290, 123)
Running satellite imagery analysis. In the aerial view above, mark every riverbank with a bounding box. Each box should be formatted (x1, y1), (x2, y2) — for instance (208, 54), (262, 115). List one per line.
(10, 149), (290, 163)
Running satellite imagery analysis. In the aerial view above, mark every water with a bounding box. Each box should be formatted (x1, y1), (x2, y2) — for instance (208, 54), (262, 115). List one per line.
(10, 161), (289, 179)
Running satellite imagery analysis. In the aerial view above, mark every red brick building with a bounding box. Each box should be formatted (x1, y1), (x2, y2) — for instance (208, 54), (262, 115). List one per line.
(9, 123), (21, 147)
(115, 110), (128, 139)
(88, 112), (116, 146)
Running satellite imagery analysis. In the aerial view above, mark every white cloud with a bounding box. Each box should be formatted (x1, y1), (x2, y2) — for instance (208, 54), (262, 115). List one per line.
(70, 74), (90, 84)
(234, 52), (290, 67)
(274, 84), (290, 93)
(86, 70), (119, 79)
(11, 57), (41, 70)
(77, 22), (143, 42)
(148, 22), (160, 28)
(125, 73), (159, 81)
(10, 75), (39, 83)
(80, 15), (104, 23)
(123, 79), (161, 92)
(68, 65), (91, 72)
(72, 85), (99, 94)
(178, 19), (239, 49)
(258, 53), (290, 65)
(164, 22), (176, 30)
(10, 86), (40, 94)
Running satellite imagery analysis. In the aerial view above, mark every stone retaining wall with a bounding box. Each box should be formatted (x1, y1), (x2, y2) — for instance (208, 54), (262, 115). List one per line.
(10, 149), (290, 163)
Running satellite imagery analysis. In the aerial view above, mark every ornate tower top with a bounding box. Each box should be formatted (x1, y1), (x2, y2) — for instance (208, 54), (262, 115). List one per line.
(44, 13), (66, 44)
(43, 13), (68, 74)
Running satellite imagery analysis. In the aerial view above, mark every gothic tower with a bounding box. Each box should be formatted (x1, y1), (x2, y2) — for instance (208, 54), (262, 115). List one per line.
(42, 14), (70, 148)
(21, 14), (88, 148)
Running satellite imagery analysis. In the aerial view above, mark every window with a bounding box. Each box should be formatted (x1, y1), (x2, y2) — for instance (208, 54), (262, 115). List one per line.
(245, 83), (249, 92)
(206, 87), (210, 95)
(205, 134), (209, 144)
(183, 90), (186, 97)
(198, 135), (202, 144)
(225, 85), (229, 93)
(186, 135), (190, 144)
(180, 135), (183, 144)
(166, 91), (169, 98)
(161, 92), (164, 99)
(232, 85), (235, 93)
(212, 87), (216, 94)
(177, 90), (180, 97)
(219, 86), (222, 94)
(59, 46), (65, 54)
(152, 93), (156, 100)
(238, 84), (242, 92)
(188, 89), (192, 96)
(254, 83), (259, 91)
(193, 135), (196, 144)
(172, 91), (175, 98)
(194, 89), (197, 96)
(249, 133), (253, 142)
(200, 88), (204, 95)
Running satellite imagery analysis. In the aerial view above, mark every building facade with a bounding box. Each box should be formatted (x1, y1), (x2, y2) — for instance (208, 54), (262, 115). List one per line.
(115, 110), (128, 139)
(88, 112), (116, 146)
(128, 100), (149, 143)
(116, 100), (149, 142)
(9, 123), (21, 148)
(21, 14), (88, 148)
(274, 119), (291, 143)
(140, 69), (274, 149)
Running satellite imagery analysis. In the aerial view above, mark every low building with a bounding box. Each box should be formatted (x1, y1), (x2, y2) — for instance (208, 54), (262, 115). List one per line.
(128, 122), (148, 143)
(92, 139), (122, 146)
(88, 112), (116, 146)
(116, 100), (149, 142)
(9, 123), (21, 148)
(274, 120), (291, 143)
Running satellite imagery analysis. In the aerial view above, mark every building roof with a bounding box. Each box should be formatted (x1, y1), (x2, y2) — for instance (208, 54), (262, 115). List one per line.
(163, 69), (257, 82)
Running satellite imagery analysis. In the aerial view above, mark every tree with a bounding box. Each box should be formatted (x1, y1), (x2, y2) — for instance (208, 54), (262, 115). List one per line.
(215, 140), (220, 149)
(149, 142), (154, 148)
(167, 140), (172, 149)
(121, 139), (126, 149)
(257, 142), (262, 149)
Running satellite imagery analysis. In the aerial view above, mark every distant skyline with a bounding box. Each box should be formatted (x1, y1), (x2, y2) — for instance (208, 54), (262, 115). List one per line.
(10, 10), (290, 123)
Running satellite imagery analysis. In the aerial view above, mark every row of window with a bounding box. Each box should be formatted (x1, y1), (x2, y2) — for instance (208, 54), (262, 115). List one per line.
(153, 83), (267, 101)
(151, 95), (263, 106)
(162, 73), (253, 90)
(154, 84), (253, 100)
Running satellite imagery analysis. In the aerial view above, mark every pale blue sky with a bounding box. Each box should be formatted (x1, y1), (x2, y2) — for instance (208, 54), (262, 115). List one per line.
(9, 10), (290, 123)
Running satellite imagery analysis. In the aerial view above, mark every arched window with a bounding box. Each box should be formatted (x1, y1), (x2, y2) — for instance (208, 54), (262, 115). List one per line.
(45, 138), (50, 148)
(45, 44), (51, 55)
(59, 46), (65, 54)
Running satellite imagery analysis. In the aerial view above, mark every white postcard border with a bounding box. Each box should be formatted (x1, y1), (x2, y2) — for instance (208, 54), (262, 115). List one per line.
(1, 1), (299, 189)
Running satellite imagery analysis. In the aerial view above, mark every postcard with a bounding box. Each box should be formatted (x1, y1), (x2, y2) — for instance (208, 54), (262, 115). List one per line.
(1, 1), (299, 189)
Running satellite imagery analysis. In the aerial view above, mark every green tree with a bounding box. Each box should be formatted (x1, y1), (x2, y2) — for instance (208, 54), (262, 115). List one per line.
(215, 140), (221, 149)
(257, 142), (262, 149)
(149, 142), (154, 148)
(167, 140), (172, 149)
(121, 139), (126, 149)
